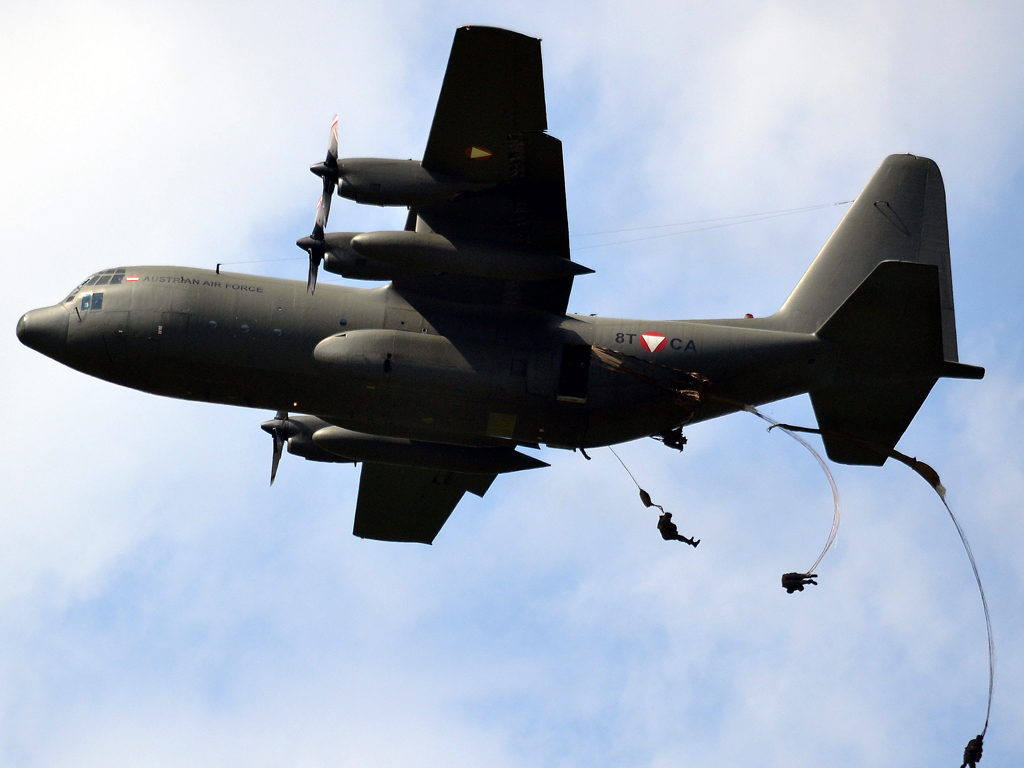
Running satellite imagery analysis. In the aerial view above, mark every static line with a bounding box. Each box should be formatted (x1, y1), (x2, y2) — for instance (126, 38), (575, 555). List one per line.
(745, 406), (842, 575)
(609, 446), (642, 491)
(757, 418), (995, 743)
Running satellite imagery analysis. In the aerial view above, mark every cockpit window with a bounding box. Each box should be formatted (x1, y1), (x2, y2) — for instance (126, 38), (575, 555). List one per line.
(64, 269), (125, 302)
(80, 292), (102, 311)
(64, 281), (88, 303)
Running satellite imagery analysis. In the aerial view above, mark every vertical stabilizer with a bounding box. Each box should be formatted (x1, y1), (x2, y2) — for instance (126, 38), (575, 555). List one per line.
(774, 154), (958, 362)
(768, 155), (982, 465)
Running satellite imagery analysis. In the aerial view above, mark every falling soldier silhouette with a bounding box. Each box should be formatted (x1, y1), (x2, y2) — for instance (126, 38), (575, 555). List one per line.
(657, 512), (699, 547)
(782, 572), (818, 593)
(961, 735), (983, 768)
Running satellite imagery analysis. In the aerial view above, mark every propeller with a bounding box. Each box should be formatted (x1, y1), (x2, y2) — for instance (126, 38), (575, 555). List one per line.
(261, 411), (298, 485)
(297, 114), (340, 293)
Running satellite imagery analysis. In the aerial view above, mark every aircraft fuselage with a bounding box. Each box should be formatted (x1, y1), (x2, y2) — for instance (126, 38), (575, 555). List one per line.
(19, 266), (831, 450)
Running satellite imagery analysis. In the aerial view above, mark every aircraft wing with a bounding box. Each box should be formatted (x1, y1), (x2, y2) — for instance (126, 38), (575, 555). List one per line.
(421, 25), (547, 181)
(352, 462), (496, 544)
(399, 25), (577, 315)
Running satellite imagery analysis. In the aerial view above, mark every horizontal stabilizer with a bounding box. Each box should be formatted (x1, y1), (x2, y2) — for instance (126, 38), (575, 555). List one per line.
(938, 361), (985, 379)
(811, 379), (936, 466)
(817, 260), (944, 377)
(812, 260), (982, 465)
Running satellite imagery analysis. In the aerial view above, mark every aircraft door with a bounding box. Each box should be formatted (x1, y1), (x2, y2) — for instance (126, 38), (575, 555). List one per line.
(158, 311), (192, 358)
(527, 344), (556, 397)
(127, 310), (193, 360)
(103, 310), (129, 364)
(556, 342), (592, 403)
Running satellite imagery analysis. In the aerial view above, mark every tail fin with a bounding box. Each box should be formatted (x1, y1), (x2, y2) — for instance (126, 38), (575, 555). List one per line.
(776, 154), (957, 356)
(773, 155), (983, 465)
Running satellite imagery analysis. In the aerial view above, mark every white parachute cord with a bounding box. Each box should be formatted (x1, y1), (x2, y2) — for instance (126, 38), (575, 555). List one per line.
(736, 414), (995, 743)
(938, 491), (995, 737)
(743, 406), (842, 574)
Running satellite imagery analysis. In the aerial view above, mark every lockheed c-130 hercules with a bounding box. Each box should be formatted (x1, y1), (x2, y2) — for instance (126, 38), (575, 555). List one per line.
(17, 25), (984, 544)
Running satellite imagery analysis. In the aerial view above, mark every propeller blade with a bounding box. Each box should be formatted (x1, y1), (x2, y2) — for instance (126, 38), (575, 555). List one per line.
(300, 115), (341, 294)
(307, 248), (320, 293)
(326, 114), (339, 167)
(271, 430), (284, 485)
(310, 115), (340, 184)
(261, 411), (290, 485)
(297, 196), (328, 294)
(296, 234), (324, 293)
(315, 193), (330, 232)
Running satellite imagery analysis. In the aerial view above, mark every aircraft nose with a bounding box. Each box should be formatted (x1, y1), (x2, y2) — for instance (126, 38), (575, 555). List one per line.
(17, 304), (69, 361)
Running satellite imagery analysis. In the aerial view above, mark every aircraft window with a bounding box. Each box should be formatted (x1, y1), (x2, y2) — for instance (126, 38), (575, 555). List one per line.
(92, 292), (103, 310)
(110, 274), (124, 284)
(64, 278), (90, 302)
(95, 275), (112, 286)
(65, 273), (101, 303)
(81, 294), (91, 311)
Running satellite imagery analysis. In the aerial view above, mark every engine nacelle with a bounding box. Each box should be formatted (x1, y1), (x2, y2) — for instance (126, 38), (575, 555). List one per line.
(322, 232), (417, 282)
(348, 230), (593, 282)
(336, 158), (491, 207)
(322, 230), (592, 283)
(272, 414), (354, 464)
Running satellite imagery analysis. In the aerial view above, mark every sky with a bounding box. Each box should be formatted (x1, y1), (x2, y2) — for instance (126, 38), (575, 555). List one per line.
(2, 1), (1023, 766)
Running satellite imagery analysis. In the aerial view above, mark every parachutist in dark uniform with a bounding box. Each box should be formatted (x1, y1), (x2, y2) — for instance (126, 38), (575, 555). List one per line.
(657, 512), (699, 547)
(782, 572), (818, 593)
(961, 735), (984, 768)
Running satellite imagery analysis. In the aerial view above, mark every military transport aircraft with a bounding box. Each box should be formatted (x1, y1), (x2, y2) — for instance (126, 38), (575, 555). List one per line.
(17, 25), (983, 544)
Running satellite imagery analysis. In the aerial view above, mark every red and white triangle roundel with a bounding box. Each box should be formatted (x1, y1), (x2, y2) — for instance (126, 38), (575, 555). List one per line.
(640, 331), (667, 353)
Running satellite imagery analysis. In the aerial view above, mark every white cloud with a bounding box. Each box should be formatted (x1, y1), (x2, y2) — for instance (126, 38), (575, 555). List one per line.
(2, 1), (1023, 766)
